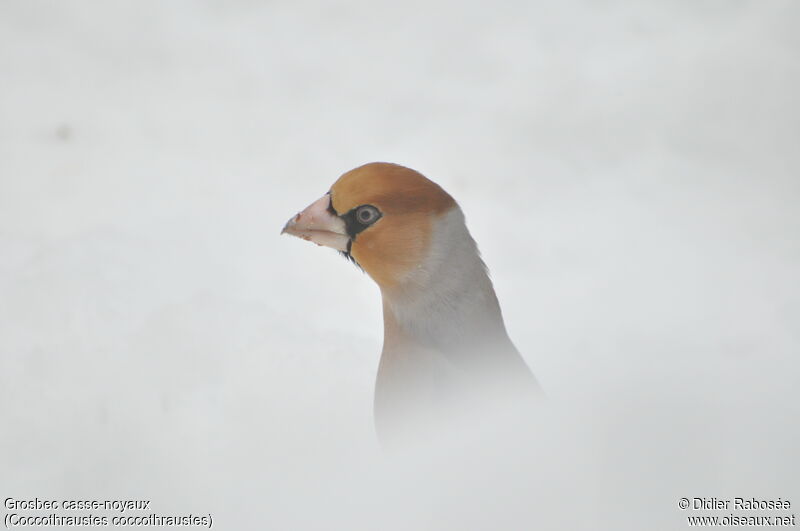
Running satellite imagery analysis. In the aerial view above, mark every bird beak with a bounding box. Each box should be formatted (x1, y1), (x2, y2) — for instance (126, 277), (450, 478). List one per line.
(281, 194), (350, 252)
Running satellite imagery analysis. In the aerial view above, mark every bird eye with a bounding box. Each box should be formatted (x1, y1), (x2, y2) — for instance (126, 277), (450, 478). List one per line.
(356, 205), (380, 225)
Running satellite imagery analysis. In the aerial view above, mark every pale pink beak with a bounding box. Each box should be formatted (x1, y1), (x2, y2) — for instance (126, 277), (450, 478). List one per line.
(281, 194), (349, 252)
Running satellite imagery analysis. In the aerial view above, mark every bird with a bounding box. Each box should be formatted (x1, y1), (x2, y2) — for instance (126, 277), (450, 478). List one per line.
(282, 162), (541, 443)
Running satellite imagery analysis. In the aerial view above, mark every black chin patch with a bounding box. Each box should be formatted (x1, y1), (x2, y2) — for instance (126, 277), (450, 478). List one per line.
(339, 239), (363, 271)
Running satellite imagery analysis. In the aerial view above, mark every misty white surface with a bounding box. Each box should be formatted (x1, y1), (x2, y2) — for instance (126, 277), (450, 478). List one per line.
(1, 1), (798, 529)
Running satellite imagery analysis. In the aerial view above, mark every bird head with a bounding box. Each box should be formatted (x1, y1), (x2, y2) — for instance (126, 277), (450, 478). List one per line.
(281, 162), (456, 290)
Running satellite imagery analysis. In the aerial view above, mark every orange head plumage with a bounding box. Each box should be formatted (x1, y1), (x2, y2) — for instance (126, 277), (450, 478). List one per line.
(282, 162), (456, 290)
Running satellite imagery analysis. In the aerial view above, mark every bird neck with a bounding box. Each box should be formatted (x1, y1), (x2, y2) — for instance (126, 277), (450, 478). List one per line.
(378, 207), (509, 353)
(371, 207), (542, 444)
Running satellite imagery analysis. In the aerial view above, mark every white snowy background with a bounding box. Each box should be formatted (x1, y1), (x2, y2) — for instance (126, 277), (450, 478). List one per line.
(1, 1), (798, 529)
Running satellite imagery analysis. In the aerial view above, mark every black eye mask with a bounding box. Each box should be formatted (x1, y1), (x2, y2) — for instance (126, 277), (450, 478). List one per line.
(341, 205), (382, 238)
(327, 193), (382, 269)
